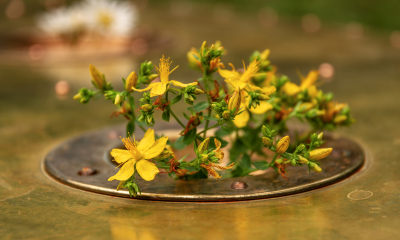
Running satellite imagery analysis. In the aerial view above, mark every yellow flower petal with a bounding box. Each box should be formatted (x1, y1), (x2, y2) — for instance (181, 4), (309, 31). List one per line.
(137, 129), (155, 152)
(132, 82), (157, 92)
(200, 163), (221, 178)
(149, 82), (167, 97)
(198, 138), (210, 154)
(233, 108), (249, 128)
(210, 162), (234, 170)
(283, 82), (301, 96)
(300, 70), (319, 90)
(307, 85), (318, 98)
(261, 86), (277, 95)
(169, 80), (198, 88)
(136, 160), (159, 181)
(218, 64), (239, 79)
(108, 160), (136, 181)
(110, 149), (133, 164)
(225, 78), (247, 89)
(248, 101), (273, 114)
(214, 138), (221, 151)
(143, 136), (168, 159)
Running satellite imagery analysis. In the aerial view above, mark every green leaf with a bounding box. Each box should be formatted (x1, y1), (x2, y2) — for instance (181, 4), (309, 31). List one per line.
(170, 94), (182, 105)
(126, 120), (135, 137)
(172, 136), (186, 150)
(183, 112), (191, 120)
(253, 161), (270, 170)
(183, 128), (197, 145)
(215, 129), (230, 138)
(221, 124), (233, 134)
(203, 116), (219, 121)
(191, 101), (209, 112)
(201, 167), (209, 176)
(240, 153), (252, 170)
(162, 109), (170, 122)
(229, 138), (247, 162)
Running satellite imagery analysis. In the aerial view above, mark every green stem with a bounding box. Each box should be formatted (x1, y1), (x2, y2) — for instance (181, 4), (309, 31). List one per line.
(166, 88), (185, 128)
(202, 69), (213, 138)
(268, 153), (278, 167)
(169, 108), (185, 128)
(128, 93), (146, 132)
(197, 123), (219, 136)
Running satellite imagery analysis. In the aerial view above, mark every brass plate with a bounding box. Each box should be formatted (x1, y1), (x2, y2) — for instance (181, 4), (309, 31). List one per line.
(43, 125), (365, 202)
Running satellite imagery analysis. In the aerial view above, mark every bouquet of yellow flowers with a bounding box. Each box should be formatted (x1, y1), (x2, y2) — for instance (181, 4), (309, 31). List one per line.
(74, 41), (354, 197)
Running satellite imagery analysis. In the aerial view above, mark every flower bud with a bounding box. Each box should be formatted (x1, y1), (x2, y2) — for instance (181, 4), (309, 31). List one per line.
(148, 74), (159, 81)
(276, 136), (290, 154)
(184, 95), (194, 105)
(317, 132), (324, 141)
(142, 104), (154, 112)
(251, 100), (258, 109)
(158, 149), (172, 159)
(194, 88), (204, 95)
(309, 162), (322, 173)
(228, 87), (241, 115)
(138, 115), (144, 122)
(222, 110), (231, 119)
(298, 156), (309, 163)
(308, 148), (333, 161)
(261, 125), (270, 137)
(146, 115), (154, 125)
(125, 71), (138, 91)
(73, 93), (81, 100)
(200, 41), (208, 53)
(258, 93), (270, 100)
(334, 115), (347, 124)
(260, 49), (270, 61)
(89, 64), (105, 89)
(262, 137), (273, 147)
(299, 102), (315, 112)
(114, 94), (122, 105)
(187, 49), (201, 70)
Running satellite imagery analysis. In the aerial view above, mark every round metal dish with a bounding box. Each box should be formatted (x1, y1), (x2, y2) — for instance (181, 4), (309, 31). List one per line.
(43, 124), (366, 202)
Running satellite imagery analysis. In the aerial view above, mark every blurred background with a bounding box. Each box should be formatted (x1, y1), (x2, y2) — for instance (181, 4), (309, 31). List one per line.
(0, 0), (399, 139)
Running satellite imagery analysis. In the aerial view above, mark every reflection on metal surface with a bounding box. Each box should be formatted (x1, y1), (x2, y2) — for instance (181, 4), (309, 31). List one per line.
(43, 125), (366, 202)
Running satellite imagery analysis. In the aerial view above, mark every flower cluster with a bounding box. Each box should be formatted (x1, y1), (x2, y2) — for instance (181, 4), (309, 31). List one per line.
(37, 0), (137, 44)
(74, 41), (354, 197)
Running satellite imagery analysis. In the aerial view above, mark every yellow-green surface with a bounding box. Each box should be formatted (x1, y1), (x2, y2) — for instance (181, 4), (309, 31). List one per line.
(1, 7), (400, 240)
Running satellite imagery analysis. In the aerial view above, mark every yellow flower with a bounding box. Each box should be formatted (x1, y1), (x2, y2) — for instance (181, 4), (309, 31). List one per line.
(108, 129), (168, 182)
(198, 138), (233, 179)
(322, 102), (347, 122)
(219, 59), (276, 128)
(132, 55), (198, 97)
(282, 70), (319, 97)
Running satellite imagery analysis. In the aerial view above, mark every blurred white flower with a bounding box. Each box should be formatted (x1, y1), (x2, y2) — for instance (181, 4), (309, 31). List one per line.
(37, 0), (138, 42)
(37, 5), (87, 38)
(83, 0), (138, 37)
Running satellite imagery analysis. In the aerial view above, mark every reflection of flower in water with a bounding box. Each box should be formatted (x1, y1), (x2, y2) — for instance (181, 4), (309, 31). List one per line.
(83, 0), (138, 37)
(37, 0), (138, 41)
